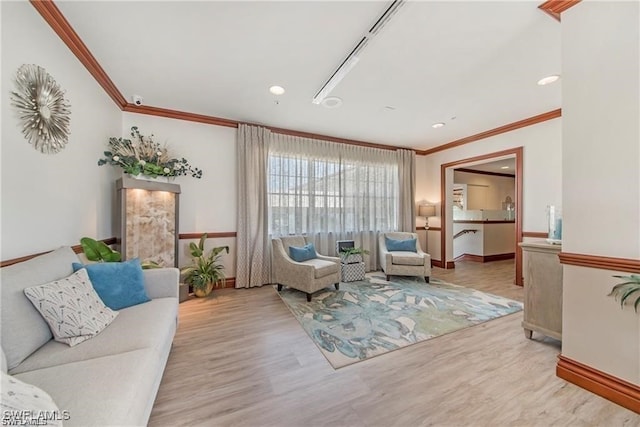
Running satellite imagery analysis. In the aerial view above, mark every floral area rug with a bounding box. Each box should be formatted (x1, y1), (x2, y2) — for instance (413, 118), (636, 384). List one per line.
(276, 273), (523, 369)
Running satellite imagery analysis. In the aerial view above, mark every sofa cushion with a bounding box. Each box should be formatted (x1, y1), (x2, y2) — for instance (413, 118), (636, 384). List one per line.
(10, 298), (178, 375)
(0, 247), (79, 371)
(14, 349), (163, 427)
(72, 258), (150, 310)
(303, 258), (339, 279)
(1, 347), (7, 374)
(391, 251), (425, 266)
(23, 269), (118, 347)
(1, 371), (63, 426)
(385, 237), (417, 252)
(289, 243), (317, 262)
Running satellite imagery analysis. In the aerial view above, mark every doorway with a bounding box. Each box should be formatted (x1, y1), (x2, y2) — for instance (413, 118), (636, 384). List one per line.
(440, 147), (523, 286)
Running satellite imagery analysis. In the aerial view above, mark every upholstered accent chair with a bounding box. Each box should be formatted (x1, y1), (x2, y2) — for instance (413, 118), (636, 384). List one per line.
(272, 236), (341, 302)
(378, 232), (431, 282)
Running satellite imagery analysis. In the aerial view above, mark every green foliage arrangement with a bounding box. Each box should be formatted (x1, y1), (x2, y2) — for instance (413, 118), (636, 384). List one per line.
(180, 234), (229, 295)
(339, 247), (369, 264)
(608, 274), (640, 312)
(339, 247), (370, 257)
(98, 126), (202, 179)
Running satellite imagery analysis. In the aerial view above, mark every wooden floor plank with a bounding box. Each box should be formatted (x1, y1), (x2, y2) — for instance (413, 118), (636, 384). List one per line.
(149, 260), (639, 426)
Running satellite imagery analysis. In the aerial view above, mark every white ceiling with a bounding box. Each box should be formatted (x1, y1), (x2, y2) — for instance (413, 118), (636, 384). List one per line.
(55, 0), (561, 151)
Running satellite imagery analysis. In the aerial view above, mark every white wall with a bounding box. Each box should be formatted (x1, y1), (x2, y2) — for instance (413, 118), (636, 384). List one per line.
(121, 113), (237, 274)
(416, 118), (562, 235)
(452, 223), (515, 258)
(561, 1), (639, 384)
(1, 1), (122, 260)
(452, 223), (483, 258)
(483, 223), (516, 256)
(454, 171), (515, 211)
(416, 118), (561, 264)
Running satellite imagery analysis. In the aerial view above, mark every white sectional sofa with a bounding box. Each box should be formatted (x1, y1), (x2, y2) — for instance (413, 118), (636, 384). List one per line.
(1, 246), (179, 426)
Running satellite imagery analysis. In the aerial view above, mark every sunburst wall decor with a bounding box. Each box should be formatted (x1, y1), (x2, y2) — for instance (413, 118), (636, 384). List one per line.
(11, 64), (71, 154)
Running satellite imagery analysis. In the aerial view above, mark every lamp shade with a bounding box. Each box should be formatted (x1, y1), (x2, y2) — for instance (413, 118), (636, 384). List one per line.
(418, 205), (436, 217)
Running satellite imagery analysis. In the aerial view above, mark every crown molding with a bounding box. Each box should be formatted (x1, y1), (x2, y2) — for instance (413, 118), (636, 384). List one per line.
(455, 168), (515, 178)
(420, 109), (561, 156)
(123, 104), (239, 128)
(539, 0), (582, 22)
(30, 0), (128, 108)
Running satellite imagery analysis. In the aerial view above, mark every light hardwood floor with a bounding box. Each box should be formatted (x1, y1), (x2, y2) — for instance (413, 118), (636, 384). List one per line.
(149, 260), (640, 426)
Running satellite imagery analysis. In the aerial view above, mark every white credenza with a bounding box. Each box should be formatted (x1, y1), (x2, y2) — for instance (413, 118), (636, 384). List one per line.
(519, 240), (563, 341)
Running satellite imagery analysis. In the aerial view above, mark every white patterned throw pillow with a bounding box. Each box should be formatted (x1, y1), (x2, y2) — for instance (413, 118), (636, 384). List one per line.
(23, 269), (118, 346)
(1, 372), (65, 426)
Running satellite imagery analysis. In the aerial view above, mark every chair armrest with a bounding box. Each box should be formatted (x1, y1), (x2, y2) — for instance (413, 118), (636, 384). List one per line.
(378, 234), (392, 270)
(143, 268), (179, 299)
(317, 254), (340, 264)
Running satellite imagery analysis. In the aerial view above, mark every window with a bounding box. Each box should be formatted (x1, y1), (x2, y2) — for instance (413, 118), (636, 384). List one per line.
(268, 135), (398, 237)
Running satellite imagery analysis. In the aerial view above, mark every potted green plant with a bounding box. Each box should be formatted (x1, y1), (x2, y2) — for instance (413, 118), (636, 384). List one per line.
(180, 234), (229, 297)
(339, 247), (369, 264)
(608, 274), (640, 312)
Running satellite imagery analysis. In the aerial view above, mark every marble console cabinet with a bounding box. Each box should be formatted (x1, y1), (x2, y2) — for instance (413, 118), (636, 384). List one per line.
(115, 177), (181, 267)
(519, 240), (563, 341)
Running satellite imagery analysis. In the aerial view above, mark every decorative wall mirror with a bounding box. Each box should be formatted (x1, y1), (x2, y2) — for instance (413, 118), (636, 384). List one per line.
(10, 64), (71, 154)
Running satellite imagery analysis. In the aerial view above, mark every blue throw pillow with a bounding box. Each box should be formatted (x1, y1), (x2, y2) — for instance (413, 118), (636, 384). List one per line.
(72, 258), (150, 310)
(385, 237), (417, 252)
(289, 243), (317, 262)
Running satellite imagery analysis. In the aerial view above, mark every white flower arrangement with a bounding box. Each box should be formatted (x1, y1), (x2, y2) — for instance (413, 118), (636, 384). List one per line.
(98, 126), (202, 179)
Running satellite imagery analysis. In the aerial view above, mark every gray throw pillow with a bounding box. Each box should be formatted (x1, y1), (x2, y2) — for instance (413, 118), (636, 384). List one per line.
(23, 269), (118, 346)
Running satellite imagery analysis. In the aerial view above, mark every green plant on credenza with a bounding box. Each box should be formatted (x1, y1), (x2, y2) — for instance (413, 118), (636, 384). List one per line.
(608, 274), (640, 312)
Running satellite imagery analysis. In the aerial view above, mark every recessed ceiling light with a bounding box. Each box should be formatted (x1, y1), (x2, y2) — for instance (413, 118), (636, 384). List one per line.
(537, 75), (560, 86)
(321, 96), (343, 109)
(501, 166), (510, 169)
(432, 122), (445, 129)
(269, 85), (285, 95)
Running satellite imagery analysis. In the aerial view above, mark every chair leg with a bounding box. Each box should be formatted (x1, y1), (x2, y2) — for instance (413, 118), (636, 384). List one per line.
(334, 283), (340, 290)
(386, 275), (391, 281)
(306, 293), (312, 302)
(425, 276), (430, 283)
(277, 284), (283, 291)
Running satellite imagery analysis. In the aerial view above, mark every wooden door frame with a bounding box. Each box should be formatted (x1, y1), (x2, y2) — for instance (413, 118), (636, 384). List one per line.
(440, 147), (524, 286)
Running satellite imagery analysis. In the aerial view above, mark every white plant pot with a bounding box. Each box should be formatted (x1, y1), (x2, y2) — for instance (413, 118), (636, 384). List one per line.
(127, 173), (169, 183)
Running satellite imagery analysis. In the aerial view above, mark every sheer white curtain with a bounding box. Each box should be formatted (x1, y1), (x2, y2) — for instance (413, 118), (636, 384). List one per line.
(397, 149), (416, 232)
(236, 124), (271, 288)
(268, 134), (399, 271)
